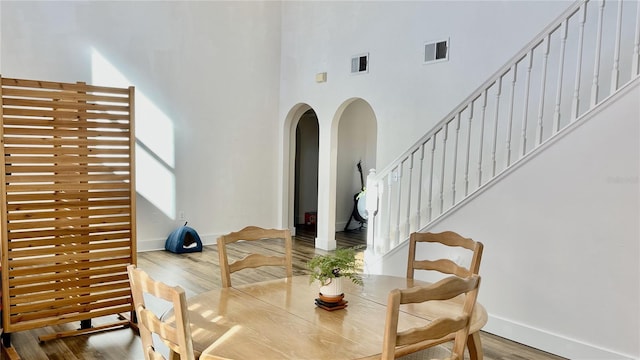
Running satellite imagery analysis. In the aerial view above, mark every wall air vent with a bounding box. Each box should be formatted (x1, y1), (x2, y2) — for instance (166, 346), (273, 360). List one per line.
(424, 39), (449, 64)
(351, 53), (369, 74)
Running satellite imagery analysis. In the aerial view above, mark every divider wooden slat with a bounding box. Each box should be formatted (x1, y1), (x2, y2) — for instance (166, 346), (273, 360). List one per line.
(1, 77), (130, 94)
(6, 225), (132, 241)
(2, 86), (129, 102)
(2, 118), (131, 130)
(5, 137), (130, 147)
(0, 76), (136, 353)
(8, 258), (130, 280)
(3, 97), (131, 112)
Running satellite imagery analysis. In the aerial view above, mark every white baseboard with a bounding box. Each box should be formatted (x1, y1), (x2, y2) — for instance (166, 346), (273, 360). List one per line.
(484, 314), (636, 359)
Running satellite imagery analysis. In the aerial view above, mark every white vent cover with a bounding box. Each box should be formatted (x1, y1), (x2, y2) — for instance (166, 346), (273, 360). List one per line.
(351, 53), (369, 74)
(424, 39), (449, 64)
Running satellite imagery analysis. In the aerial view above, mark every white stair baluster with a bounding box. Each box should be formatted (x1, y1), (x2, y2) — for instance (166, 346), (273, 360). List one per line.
(492, 76), (503, 177)
(478, 89), (488, 187)
(591, 0), (605, 107)
(439, 124), (448, 214)
(521, 49), (534, 156)
(506, 64), (518, 167)
(554, 19), (569, 133)
(634, 0), (640, 75)
(572, 3), (587, 120)
(465, 101), (475, 196)
(611, 0), (623, 92)
(451, 114), (461, 205)
(394, 164), (402, 244)
(537, 34), (551, 145)
(416, 143), (425, 229)
(427, 135), (436, 221)
(405, 153), (414, 236)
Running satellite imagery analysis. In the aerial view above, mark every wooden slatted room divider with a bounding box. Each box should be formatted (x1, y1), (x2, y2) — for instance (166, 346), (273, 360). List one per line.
(0, 77), (136, 349)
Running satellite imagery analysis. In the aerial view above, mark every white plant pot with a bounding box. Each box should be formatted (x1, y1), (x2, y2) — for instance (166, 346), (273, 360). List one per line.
(319, 276), (343, 297)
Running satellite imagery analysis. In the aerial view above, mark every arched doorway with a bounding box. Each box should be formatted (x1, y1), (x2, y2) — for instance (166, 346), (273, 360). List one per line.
(283, 100), (377, 250)
(294, 109), (319, 236)
(335, 99), (377, 240)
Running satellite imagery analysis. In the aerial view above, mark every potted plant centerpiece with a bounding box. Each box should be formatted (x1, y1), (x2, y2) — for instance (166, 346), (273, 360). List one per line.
(307, 246), (364, 303)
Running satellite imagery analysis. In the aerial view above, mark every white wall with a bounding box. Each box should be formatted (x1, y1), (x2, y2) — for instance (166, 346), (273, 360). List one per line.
(1, 1), (283, 250)
(370, 80), (640, 359)
(0, 1), (568, 251)
(5, 1), (636, 357)
(279, 0), (572, 248)
(279, 0), (572, 166)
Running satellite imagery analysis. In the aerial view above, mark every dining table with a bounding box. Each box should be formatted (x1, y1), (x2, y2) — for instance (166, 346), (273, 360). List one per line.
(169, 274), (487, 360)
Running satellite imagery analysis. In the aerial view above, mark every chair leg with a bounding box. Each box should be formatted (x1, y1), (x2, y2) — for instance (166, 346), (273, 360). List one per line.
(466, 332), (483, 360)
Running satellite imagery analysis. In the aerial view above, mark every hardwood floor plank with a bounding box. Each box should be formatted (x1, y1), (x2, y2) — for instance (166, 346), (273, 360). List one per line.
(2, 228), (565, 360)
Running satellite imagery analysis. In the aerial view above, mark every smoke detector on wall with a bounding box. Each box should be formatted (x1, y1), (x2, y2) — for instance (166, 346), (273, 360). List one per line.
(424, 39), (449, 64)
(351, 53), (369, 74)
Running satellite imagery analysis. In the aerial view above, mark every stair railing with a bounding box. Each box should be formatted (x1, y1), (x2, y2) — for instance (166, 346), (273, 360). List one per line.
(366, 0), (640, 255)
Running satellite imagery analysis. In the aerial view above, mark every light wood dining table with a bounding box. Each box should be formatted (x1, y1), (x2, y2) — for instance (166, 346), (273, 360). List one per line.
(171, 274), (487, 360)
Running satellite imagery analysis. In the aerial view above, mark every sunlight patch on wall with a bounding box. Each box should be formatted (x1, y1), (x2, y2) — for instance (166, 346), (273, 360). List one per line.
(91, 48), (176, 218)
(135, 143), (176, 219)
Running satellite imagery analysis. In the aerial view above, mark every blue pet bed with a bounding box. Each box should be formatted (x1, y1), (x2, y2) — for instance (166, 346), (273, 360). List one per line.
(165, 223), (203, 254)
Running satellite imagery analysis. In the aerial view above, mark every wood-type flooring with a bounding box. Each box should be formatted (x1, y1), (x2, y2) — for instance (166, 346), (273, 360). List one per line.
(2, 226), (565, 360)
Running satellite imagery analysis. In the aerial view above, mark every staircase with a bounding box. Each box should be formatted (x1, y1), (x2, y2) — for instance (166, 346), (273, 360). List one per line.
(365, 0), (640, 256)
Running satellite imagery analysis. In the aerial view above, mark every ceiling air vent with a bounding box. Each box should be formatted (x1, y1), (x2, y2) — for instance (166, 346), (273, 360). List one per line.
(424, 39), (449, 64)
(351, 53), (369, 74)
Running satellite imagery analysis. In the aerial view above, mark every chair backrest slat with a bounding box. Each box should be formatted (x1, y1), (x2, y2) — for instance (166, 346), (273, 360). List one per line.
(382, 275), (481, 360)
(407, 231), (483, 279)
(128, 265), (196, 360)
(396, 317), (468, 347)
(217, 226), (293, 288)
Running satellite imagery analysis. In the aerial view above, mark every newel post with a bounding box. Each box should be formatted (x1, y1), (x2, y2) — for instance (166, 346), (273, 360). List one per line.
(365, 168), (379, 248)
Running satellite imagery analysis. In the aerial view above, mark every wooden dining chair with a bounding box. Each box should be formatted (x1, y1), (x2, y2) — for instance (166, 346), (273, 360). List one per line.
(406, 231), (483, 280)
(217, 225), (293, 288)
(127, 264), (196, 360)
(382, 275), (481, 360)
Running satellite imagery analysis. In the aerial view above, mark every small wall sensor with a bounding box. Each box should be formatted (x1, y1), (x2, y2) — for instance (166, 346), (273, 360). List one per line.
(315, 72), (327, 83)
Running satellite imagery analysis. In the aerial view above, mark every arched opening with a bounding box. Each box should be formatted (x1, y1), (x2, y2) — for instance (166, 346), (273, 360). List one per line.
(294, 109), (319, 238)
(335, 99), (377, 243)
(283, 99), (377, 250)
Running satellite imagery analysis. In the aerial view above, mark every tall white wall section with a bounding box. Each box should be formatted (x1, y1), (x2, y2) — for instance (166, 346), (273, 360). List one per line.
(371, 79), (640, 359)
(1, 2), (283, 250)
(279, 1), (573, 249)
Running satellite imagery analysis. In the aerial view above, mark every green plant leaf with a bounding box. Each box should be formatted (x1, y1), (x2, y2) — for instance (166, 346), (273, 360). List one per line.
(307, 245), (364, 286)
